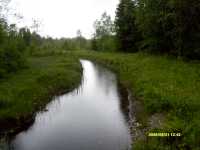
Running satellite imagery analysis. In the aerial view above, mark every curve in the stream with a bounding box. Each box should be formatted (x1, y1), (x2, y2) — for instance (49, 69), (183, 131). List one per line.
(10, 60), (132, 150)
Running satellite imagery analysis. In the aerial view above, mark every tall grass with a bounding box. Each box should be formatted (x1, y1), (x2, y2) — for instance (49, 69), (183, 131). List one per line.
(74, 51), (200, 149)
(0, 55), (82, 132)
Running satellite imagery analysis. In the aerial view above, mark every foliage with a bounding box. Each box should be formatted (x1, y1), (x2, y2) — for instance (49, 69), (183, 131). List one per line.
(115, 0), (141, 52)
(136, 0), (175, 54)
(74, 51), (200, 149)
(112, 0), (200, 59)
(0, 22), (27, 78)
(0, 55), (81, 121)
(92, 12), (116, 51)
(173, 0), (200, 59)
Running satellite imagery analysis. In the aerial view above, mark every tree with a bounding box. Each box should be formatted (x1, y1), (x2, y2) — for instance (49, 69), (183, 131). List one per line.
(76, 29), (82, 38)
(19, 28), (31, 47)
(94, 12), (114, 38)
(136, 0), (175, 54)
(115, 0), (140, 52)
(30, 19), (41, 33)
(136, 0), (200, 59)
(92, 12), (116, 51)
(173, 0), (200, 59)
(75, 29), (88, 50)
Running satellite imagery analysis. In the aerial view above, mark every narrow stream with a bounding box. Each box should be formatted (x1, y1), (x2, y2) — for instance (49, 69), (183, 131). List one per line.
(9, 60), (132, 150)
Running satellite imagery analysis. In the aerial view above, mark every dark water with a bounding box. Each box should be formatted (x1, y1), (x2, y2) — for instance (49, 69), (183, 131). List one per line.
(10, 60), (131, 150)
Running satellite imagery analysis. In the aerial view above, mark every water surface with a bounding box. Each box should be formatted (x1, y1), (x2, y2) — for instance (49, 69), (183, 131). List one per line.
(10, 60), (131, 150)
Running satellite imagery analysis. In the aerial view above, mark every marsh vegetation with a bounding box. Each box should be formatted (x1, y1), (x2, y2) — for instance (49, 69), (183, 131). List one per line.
(0, 0), (200, 149)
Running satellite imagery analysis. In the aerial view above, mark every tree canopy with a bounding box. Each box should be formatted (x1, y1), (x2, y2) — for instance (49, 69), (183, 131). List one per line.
(92, 12), (116, 51)
(113, 0), (200, 59)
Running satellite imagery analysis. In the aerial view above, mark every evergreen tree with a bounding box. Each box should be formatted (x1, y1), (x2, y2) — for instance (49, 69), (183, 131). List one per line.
(173, 0), (200, 59)
(115, 0), (140, 52)
(136, 0), (200, 59)
(136, 0), (175, 54)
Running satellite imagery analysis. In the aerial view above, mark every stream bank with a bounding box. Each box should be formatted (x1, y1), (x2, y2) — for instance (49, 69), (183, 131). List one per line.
(0, 55), (82, 137)
(74, 51), (192, 149)
(5, 60), (132, 150)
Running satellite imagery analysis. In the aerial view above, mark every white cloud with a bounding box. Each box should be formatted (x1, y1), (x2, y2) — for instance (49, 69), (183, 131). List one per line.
(8, 0), (119, 38)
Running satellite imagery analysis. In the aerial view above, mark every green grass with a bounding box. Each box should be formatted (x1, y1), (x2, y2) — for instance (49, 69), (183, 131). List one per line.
(0, 55), (82, 132)
(73, 50), (200, 149)
(1, 50), (199, 149)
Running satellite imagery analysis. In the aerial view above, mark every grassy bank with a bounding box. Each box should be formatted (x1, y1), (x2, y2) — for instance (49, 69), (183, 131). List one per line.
(0, 55), (82, 134)
(74, 51), (200, 149)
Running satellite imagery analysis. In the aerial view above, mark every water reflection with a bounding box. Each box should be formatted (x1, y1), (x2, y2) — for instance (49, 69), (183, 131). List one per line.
(10, 60), (131, 150)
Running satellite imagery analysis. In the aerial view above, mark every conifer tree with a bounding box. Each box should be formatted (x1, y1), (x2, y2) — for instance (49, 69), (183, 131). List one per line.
(115, 0), (140, 52)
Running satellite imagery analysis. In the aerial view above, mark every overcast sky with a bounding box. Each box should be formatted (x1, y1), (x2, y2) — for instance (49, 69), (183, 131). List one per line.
(8, 0), (119, 38)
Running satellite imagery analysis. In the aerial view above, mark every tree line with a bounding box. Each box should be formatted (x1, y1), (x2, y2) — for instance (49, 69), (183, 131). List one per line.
(0, 16), (55, 78)
(92, 0), (200, 60)
(116, 0), (200, 59)
(0, 20), (31, 78)
(0, 0), (89, 79)
(0, 17), (90, 78)
(1, 0), (199, 79)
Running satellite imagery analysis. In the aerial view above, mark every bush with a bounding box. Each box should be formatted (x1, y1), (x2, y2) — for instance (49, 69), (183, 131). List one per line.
(0, 38), (27, 78)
